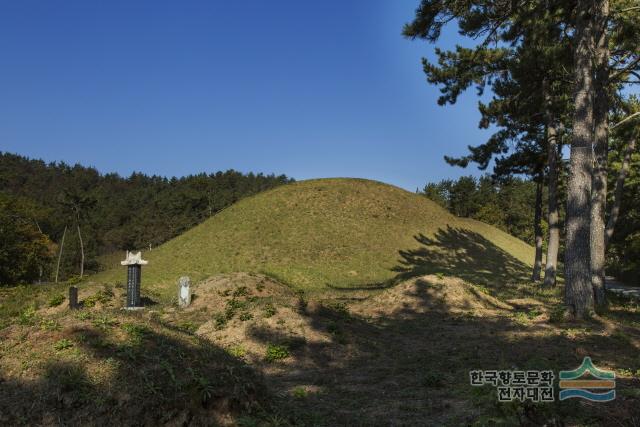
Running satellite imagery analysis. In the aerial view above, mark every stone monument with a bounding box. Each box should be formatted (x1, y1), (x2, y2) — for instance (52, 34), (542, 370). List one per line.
(178, 276), (191, 307)
(68, 286), (79, 310)
(121, 251), (148, 308)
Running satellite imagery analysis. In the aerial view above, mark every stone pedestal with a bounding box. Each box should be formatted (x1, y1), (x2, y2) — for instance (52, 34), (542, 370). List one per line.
(121, 251), (148, 308)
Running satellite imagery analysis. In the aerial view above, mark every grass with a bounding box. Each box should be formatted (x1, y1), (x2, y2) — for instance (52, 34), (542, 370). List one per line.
(90, 178), (534, 298)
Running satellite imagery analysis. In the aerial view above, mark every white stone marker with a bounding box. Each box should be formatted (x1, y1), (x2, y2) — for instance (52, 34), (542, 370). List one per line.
(178, 276), (191, 307)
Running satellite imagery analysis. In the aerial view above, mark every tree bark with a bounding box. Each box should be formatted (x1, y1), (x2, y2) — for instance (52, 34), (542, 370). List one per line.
(565, 0), (596, 319)
(532, 178), (544, 282)
(543, 84), (560, 288)
(605, 137), (636, 247)
(590, 0), (610, 309)
(55, 226), (67, 283)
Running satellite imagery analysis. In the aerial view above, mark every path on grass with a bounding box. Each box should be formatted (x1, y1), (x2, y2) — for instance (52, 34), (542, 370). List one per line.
(605, 276), (640, 299)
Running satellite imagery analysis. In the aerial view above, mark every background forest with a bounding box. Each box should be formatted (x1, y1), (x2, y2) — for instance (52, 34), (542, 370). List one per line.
(0, 152), (292, 284)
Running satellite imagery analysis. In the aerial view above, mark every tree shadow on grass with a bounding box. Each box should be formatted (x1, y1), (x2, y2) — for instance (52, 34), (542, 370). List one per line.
(393, 226), (532, 298)
(0, 314), (269, 426)
(241, 275), (640, 426)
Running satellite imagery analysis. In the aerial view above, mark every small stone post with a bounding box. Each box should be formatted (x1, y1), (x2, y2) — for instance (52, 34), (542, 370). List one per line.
(178, 276), (191, 307)
(68, 286), (79, 310)
(121, 251), (148, 308)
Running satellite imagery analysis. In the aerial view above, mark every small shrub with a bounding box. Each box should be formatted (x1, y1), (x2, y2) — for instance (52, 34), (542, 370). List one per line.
(54, 338), (74, 351)
(18, 306), (37, 325)
(84, 289), (114, 308)
(327, 301), (349, 316)
(233, 286), (250, 297)
(239, 312), (253, 321)
(179, 321), (198, 333)
(263, 303), (277, 318)
(66, 275), (82, 286)
(122, 323), (149, 342)
(265, 344), (289, 362)
(228, 345), (246, 358)
(48, 294), (65, 307)
(75, 311), (92, 321)
(92, 315), (117, 329)
(40, 319), (61, 331)
(291, 386), (307, 399)
(548, 305), (567, 323)
(213, 313), (228, 330)
(527, 308), (542, 319)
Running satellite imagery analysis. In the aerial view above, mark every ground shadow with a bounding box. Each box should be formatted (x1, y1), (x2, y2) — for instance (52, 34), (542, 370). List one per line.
(393, 226), (532, 293)
(0, 313), (269, 425)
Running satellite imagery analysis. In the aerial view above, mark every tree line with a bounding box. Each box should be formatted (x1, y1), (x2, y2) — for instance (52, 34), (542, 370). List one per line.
(0, 152), (292, 285)
(421, 175), (547, 250)
(405, 0), (640, 318)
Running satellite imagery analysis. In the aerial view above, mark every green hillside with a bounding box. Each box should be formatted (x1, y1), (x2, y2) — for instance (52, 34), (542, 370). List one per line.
(92, 178), (534, 298)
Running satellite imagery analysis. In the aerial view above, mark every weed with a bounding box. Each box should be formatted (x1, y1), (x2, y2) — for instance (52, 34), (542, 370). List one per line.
(17, 305), (37, 325)
(48, 294), (65, 307)
(54, 338), (74, 351)
(92, 315), (117, 329)
(228, 345), (246, 358)
(213, 313), (228, 330)
(512, 312), (529, 325)
(291, 386), (307, 399)
(435, 272), (445, 280)
(225, 298), (247, 320)
(265, 344), (289, 362)
(122, 322), (149, 342)
(263, 303), (277, 318)
(327, 301), (349, 316)
(233, 286), (250, 297)
(75, 311), (92, 321)
(548, 305), (567, 323)
(239, 312), (253, 321)
(40, 319), (61, 331)
(84, 289), (114, 308)
(527, 308), (542, 319)
(179, 321), (198, 333)
(256, 282), (265, 292)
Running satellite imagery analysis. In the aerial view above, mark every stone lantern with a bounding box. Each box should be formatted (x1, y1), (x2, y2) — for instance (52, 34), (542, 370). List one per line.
(121, 251), (148, 308)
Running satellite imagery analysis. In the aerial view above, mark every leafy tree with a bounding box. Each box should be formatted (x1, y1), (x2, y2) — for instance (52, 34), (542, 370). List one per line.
(0, 194), (54, 284)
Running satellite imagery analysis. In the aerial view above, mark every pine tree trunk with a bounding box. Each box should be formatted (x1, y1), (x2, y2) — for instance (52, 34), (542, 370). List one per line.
(590, 0), (610, 309)
(605, 137), (636, 246)
(77, 223), (85, 279)
(55, 226), (67, 283)
(565, 0), (596, 319)
(532, 179), (543, 282)
(543, 85), (560, 288)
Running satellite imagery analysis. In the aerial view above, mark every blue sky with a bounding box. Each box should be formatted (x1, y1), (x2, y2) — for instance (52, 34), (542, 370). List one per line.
(0, 0), (493, 191)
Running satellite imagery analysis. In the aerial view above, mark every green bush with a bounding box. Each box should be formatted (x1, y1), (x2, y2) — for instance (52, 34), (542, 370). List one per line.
(263, 303), (277, 318)
(265, 344), (289, 362)
(48, 294), (65, 307)
(54, 338), (74, 351)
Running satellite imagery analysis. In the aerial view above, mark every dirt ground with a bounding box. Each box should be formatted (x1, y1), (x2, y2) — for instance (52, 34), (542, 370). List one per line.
(2, 273), (640, 426)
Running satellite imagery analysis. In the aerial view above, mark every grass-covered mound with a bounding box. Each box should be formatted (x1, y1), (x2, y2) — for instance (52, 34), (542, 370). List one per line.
(93, 178), (534, 298)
